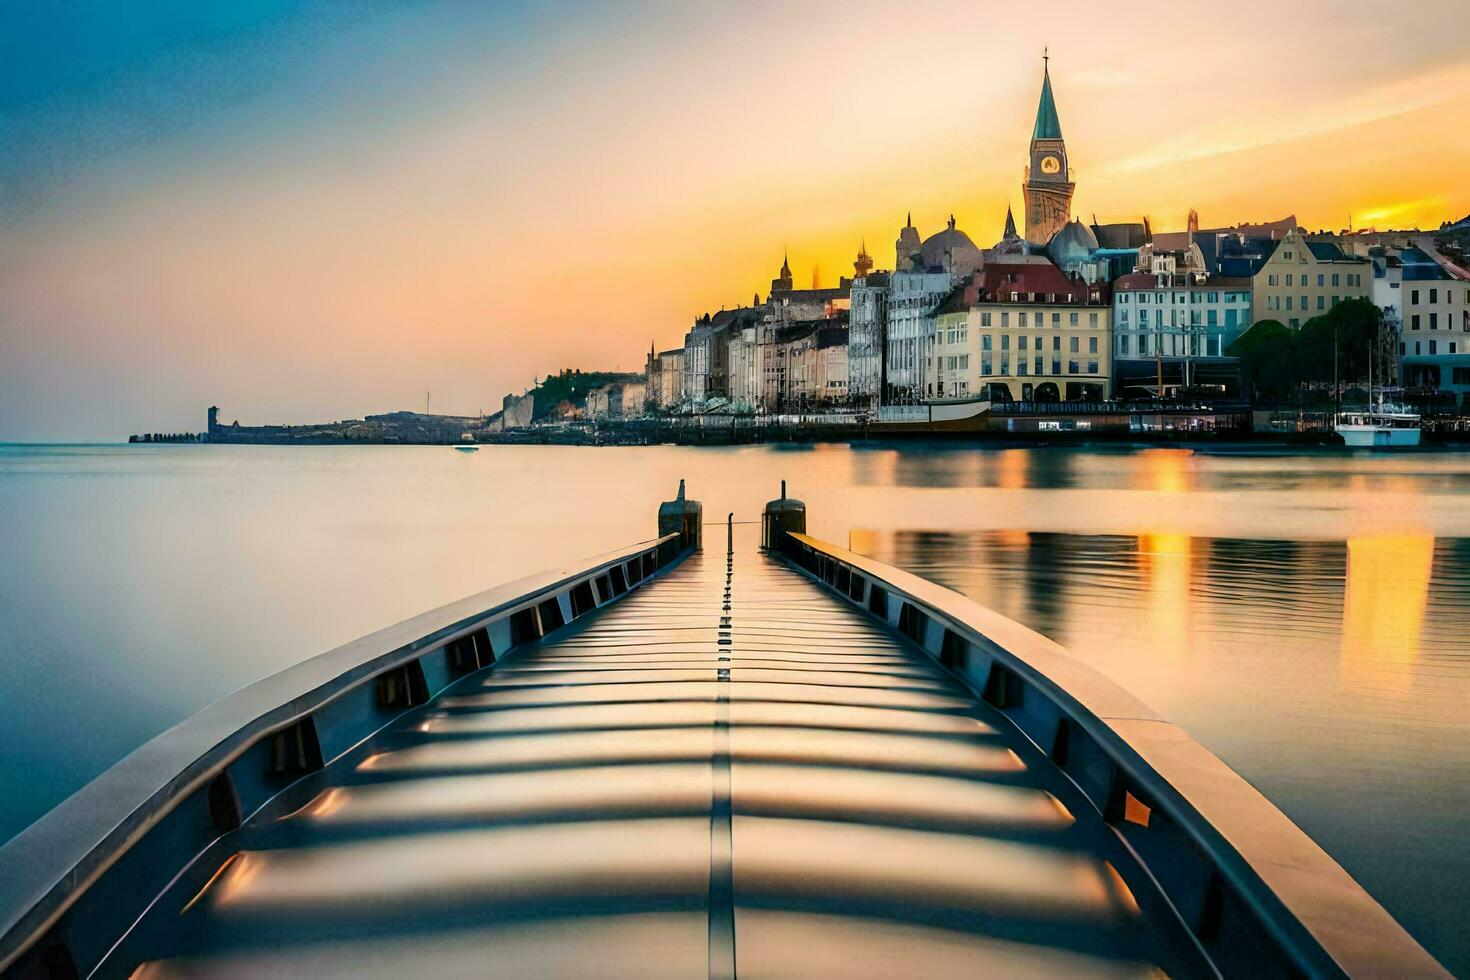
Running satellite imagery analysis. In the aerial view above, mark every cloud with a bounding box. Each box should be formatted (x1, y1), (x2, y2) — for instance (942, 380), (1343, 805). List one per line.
(1098, 58), (1470, 176)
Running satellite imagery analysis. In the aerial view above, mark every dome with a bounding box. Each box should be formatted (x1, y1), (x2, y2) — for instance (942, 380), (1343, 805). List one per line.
(1046, 219), (1099, 263)
(917, 215), (983, 274)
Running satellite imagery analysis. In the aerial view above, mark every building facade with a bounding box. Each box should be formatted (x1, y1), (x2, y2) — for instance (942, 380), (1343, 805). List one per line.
(932, 262), (1112, 403)
(1112, 272), (1253, 359)
(1251, 228), (1371, 328)
(884, 269), (954, 403)
(847, 271), (889, 409)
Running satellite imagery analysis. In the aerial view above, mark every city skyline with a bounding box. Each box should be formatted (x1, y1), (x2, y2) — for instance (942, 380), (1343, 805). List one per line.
(4, 1), (1470, 439)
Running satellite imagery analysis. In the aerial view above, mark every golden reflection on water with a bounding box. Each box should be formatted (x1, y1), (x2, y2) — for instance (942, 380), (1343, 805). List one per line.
(1340, 535), (1433, 696)
(1137, 533), (1193, 661)
(1132, 448), (1194, 494)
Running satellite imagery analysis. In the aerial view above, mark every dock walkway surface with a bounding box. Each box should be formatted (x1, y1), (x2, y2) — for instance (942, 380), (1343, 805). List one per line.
(112, 526), (1168, 978)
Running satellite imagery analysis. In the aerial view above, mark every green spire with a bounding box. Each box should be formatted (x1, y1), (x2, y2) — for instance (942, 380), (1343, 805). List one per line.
(1032, 55), (1062, 141)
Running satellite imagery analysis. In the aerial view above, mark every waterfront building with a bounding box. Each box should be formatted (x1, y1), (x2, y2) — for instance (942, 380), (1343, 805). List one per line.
(847, 271), (890, 409)
(885, 268), (954, 403)
(780, 321), (850, 408)
(1112, 269), (1253, 360)
(931, 261), (1111, 403)
(1251, 228), (1371, 328)
(1397, 242), (1470, 405)
(1022, 54), (1074, 245)
(647, 347), (684, 409)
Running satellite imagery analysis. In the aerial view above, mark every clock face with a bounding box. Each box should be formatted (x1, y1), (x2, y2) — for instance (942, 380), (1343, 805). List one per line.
(1040, 155), (1061, 175)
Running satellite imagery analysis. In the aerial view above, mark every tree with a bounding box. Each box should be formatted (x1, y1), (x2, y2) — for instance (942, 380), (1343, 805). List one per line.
(1227, 319), (1297, 404)
(1298, 299), (1382, 383)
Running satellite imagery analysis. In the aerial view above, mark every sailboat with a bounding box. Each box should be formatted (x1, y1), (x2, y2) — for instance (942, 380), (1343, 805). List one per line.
(1335, 333), (1420, 447)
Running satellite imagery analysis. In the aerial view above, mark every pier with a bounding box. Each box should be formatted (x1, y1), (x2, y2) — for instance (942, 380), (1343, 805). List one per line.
(0, 486), (1446, 978)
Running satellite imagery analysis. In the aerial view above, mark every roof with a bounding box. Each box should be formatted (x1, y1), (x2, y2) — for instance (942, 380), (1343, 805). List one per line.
(970, 261), (1109, 305)
(1092, 222), (1149, 249)
(1113, 273), (1251, 292)
(1306, 242), (1345, 262)
(1033, 64), (1062, 140)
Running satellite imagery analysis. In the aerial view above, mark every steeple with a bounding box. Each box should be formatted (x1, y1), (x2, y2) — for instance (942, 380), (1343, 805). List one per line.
(780, 248), (791, 277)
(853, 239), (874, 279)
(1003, 204), (1018, 240)
(1033, 50), (1063, 140)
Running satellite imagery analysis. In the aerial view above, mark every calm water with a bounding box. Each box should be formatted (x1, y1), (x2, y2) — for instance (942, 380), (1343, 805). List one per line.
(2, 442), (1468, 969)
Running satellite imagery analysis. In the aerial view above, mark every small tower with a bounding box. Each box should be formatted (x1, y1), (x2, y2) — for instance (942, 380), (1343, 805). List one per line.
(895, 213), (921, 270)
(853, 239), (874, 279)
(770, 249), (794, 295)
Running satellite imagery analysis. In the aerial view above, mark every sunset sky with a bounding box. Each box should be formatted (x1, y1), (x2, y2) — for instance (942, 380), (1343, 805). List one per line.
(3, 1), (1469, 439)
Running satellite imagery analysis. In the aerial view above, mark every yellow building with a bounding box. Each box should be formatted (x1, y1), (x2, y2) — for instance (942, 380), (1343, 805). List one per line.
(1252, 227), (1370, 328)
(933, 261), (1112, 403)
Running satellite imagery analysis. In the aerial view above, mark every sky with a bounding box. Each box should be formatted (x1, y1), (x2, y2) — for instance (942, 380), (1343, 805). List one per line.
(2, 0), (1468, 440)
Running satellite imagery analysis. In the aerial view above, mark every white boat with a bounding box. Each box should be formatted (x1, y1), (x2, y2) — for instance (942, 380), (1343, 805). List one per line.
(1335, 407), (1421, 448)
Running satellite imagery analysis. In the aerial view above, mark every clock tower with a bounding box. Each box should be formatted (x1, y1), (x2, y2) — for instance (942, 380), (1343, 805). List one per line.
(1022, 51), (1074, 245)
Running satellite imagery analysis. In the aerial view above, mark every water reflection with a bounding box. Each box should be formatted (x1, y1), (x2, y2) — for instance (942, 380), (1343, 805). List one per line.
(855, 526), (1470, 971)
(1340, 535), (1433, 696)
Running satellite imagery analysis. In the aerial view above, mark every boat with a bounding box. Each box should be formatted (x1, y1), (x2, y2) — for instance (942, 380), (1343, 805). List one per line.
(1335, 406), (1422, 447)
(1333, 334), (1422, 448)
(453, 445), (479, 452)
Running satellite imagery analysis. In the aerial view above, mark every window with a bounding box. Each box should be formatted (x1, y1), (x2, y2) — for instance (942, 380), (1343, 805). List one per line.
(959, 354), (969, 370)
(1088, 337), (1098, 354)
(1286, 274), (1294, 287)
(1331, 273), (1339, 287)
(1317, 295), (1325, 310)
(1087, 360), (1099, 374)
(1018, 357), (1028, 376)
(1431, 313), (1439, 330)
(1018, 312), (1027, 327)
(1018, 335), (1028, 351)
(1052, 358), (1062, 374)
(1301, 295), (1308, 311)
(1140, 309), (1150, 325)
(980, 311), (991, 326)
(1318, 274), (1325, 287)
(1068, 359), (1080, 374)
(1412, 315), (1421, 330)
(1284, 250), (1294, 260)
(1412, 289), (1420, 304)
(1120, 336), (1129, 355)
(1285, 296), (1293, 311)
(1090, 312), (1099, 326)
(1139, 335), (1149, 354)
(981, 334), (992, 350)
(1052, 313), (1062, 327)
(1431, 288), (1439, 304)
(1207, 310), (1218, 327)
(1430, 340), (1438, 355)
(1053, 336), (1061, 351)
(1069, 312), (1079, 326)
(1268, 274), (1278, 286)
(1001, 312), (1010, 328)
(1001, 335), (1010, 350)
(981, 353), (992, 374)
(1069, 336), (1079, 353)
(1000, 354), (1010, 374)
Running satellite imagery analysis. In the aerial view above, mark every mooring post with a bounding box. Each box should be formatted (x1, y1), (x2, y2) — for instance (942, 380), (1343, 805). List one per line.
(658, 479), (702, 551)
(761, 481), (806, 552)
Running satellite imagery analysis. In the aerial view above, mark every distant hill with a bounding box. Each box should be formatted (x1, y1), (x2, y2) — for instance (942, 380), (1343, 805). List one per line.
(529, 368), (642, 420)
